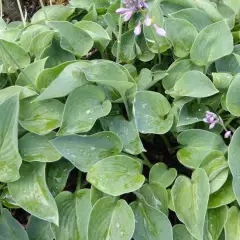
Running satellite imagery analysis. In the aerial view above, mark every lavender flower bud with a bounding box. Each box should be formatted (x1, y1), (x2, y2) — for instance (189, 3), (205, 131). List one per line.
(153, 24), (167, 37)
(144, 15), (151, 26)
(224, 131), (232, 138)
(134, 21), (142, 35)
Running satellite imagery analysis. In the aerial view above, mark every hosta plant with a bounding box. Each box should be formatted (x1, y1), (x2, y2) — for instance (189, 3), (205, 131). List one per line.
(0, 0), (240, 239)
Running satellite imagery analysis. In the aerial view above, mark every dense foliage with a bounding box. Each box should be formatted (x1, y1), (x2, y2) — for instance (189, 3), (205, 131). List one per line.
(0, 0), (240, 239)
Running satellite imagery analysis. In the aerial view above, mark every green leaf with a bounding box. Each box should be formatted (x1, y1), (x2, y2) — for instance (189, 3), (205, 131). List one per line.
(46, 159), (74, 197)
(19, 97), (64, 135)
(131, 200), (173, 240)
(177, 129), (227, 168)
(101, 115), (145, 155)
(212, 72), (233, 92)
(223, 0), (240, 14)
(35, 62), (89, 101)
(190, 21), (233, 66)
(58, 85), (111, 135)
(90, 186), (107, 206)
(16, 58), (48, 87)
(88, 197), (135, 240)
(19, 132), (61, 162)
(200, 151), (228, 194)
(52, 190), (92, 240)
(163, 59), (204, 90)
(0, 39), (30, 73)
(46, 21), (93, 57)
(216, 53), (240, 74)
(170, 8), (214, 31)
(149, 162), (177, 188)
(217, 3), (235, 29)
(0, 208), (29, 240)
(87, 155), (145, 196)
(31, 5), (75, 23)
(51, 131), (123, 172)
(8, 162), (59, 225)
(0, 95), (21, 183)
(26, 216), (55, 240)
(173, 224), (195, 240)
(208, 176), (235, 208)
(70, 0), (94, 10)
(165, 18), (197, 58)
(226, 74), (240, 116)
(173, 71), (219, 98)
(224, 206), (240, 240)
(171, 169), (210, 240)
(137, 182), (168, 215)
(133, 91), (173, 134)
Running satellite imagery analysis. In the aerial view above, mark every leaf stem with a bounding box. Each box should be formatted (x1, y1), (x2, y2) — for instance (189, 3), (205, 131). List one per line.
(16, 0), (26, 27)
(161, 135), (173, 153)
(0, 0), (2, 19)
(225, 116), (237, 128)
(116, 1), (123, 63)
(140, 153), (153, 168)
(76, 171), (82, 192)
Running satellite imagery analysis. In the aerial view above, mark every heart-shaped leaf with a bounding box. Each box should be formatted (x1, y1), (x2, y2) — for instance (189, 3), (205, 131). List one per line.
(87, 155), (145, 196)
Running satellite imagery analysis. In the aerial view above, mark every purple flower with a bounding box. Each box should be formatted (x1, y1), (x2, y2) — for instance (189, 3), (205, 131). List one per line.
(224, 131), (232, 138)
(153, 24), (167, 37)
(144, 15), (151, 26)
(134, 21), (142, 35)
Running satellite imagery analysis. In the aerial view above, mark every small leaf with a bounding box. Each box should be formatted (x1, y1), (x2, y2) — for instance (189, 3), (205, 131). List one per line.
(171, 169), (210, 240)
(51, 131), (123, 172)
(190, 21), (233, 66)
(58, 85), (111, 135)
(8, 162), (59, 225)
(131, 200), (173, 240)
(216, 53), (240, 74)
(149, 162), (177, 188)
(133, 91), (173, 134)
(88, 197), (135, 240)
(212, 72), (233, 92)
(87, 155), (145, 196)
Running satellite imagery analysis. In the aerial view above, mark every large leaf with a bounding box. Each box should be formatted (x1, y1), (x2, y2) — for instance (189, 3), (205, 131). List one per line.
(171, 169), (210, 240)
(0, 208), (29, 240)
(8, 162), (59, 225)
(173, 71), (219, 98)
(224, 206), (240, 240)
(52, 190), (92, 240)
(190, 21), (233, 66)
(0, 95), (21, 183)
(215, 53), (240, 74)
(101, 115), (145, 155)
(19, 97), (64, 135)
(47, 21), (93, 57)
(133, 91), (173, 134)
(165, 18), (197, 58)
(87, 155), (145, 196)
(58, 85), (111, 135)
(131, 200), (173, 240)
(19, 132), (61, 162)
(173, 224), (195, 240)
(51, 131), (123, 172)
(177, 129), (227, 168)
(88, 197), (135, 240)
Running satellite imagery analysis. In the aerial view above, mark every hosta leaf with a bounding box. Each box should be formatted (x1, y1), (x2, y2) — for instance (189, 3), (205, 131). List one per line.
(0, 95), (21, 183)
(170, 8), (214, 31)
(171, 169), (210, 240)
(190, 21), (233, 66)
(26, 216), (55, 240)
(224, 206), (240, 240)
(131, 200), (173, 240)
(133, 91), (173, 134)
(46, 159), (74, 197)
(208, 177), (235, 208)
(35, 62), (90, 101)
(8, 162), (59, 225)
(19, 132), (61, 162)
(226, 74), (240, 116)
(137, 182), (168, 215)
(173, 71), (219, 98)
(0, 208), (29, 240)
(58, 85), (111, 135)
(52, 190), (92, 240)
(90, 186), (107, 206)
(223, 0), (240, 13)
(46, 21), (93, 57)
(19, 97), (64, 135)
(165, 18), (197, 58)
(51, 131), (123, 172)
(149, 162), (177, 188)
(173, 224), (195, 240)
(212, 72), (233, 92)
(31, 5), (75, 23)
(177, 129), (227, 168)
(216, 53), (240, 74)
(101, 115), (145, 155)
(88, 197), (135, 240)
(87, 155), (145, 196)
